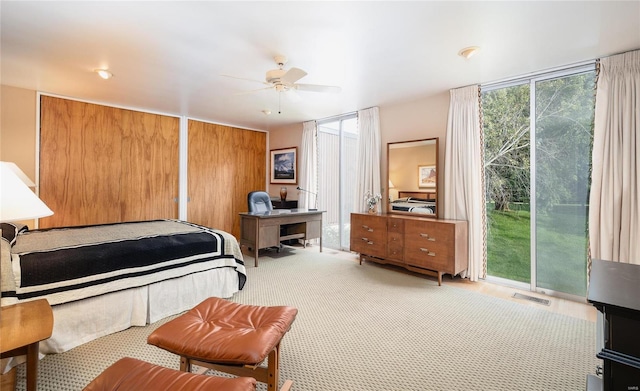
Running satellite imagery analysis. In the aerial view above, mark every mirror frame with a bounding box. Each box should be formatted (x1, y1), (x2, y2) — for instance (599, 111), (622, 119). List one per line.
(387, 137), (439, 218)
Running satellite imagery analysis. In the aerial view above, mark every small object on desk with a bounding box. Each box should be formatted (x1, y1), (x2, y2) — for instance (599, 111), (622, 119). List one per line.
(271, 198), (298, 210)
(1, 299), (53, 391)
(280, 186), (287, 201)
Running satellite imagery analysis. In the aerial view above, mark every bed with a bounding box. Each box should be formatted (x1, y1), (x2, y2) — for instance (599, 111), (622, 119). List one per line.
(0, 219), (247, 359)
(390, 191), (436, 215)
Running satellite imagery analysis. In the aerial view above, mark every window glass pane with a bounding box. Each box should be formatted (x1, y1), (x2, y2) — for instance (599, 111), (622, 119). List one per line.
(482, 83), (531, 283)
(318, 116), (358, 250)
(341, 117), (358, 248)
(534, 72), (595, 296)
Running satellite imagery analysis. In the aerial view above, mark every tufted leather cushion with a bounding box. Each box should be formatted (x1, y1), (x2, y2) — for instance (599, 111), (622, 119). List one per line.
(83, 357), (257, 391)
(147, 297), (297, 365)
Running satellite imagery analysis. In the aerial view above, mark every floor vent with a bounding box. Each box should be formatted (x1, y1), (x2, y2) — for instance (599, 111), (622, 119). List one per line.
(512, 293), (550, 306)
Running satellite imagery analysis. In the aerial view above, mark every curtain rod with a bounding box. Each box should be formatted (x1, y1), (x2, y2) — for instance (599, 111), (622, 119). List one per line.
(482, 59), (596, 90)
(315, 106), (378, 124)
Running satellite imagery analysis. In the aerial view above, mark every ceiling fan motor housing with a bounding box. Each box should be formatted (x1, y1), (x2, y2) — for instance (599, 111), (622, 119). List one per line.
(266, 68), (287, 84)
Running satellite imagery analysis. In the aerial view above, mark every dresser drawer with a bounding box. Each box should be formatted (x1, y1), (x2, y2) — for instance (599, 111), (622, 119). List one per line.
(387, 217), (404, 234)
(350, 213), (386, 257)
(404, 219), (456, 272)
(404, 220), (454, 247)
(387, 231), (404, 261)
(405, 242), (452, 271)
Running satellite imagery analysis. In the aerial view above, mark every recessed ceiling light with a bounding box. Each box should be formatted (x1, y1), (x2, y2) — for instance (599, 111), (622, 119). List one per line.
(458, 46), (480, 59)
(94, 69), (113, 79)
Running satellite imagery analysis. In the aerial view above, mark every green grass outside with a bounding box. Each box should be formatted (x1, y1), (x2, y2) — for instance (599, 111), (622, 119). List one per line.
(486, 205), (588, 296)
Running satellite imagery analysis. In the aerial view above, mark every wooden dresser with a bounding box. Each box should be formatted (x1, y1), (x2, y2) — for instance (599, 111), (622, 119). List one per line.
(350, 213), (468, 285)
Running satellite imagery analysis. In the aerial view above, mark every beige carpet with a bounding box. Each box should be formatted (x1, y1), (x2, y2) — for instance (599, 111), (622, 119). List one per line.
(16, 246), (599, 390)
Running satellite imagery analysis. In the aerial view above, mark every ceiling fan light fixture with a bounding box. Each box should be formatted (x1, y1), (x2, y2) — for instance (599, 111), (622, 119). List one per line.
(94, 69), (113, 80)
(458, 46), (480, 59)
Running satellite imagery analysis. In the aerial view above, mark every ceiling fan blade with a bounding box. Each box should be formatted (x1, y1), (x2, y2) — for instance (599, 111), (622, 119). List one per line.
(280, 67), (307, 85)
(295, 83), (342, 93)
(221, 74), (269, 85)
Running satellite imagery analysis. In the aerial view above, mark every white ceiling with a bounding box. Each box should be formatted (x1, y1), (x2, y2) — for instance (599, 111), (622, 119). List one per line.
(2, 1), (639, 130)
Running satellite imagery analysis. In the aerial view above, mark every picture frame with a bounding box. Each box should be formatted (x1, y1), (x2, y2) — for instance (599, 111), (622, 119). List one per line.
(418, 165), (436, 188)
(270, 147), (297, 184)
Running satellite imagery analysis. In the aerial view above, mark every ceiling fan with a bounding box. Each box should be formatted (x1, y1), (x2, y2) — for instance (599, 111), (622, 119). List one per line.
(223, 55), (341, 95)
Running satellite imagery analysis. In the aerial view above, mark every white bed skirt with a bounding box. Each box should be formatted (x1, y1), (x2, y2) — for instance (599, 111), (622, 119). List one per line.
(42, 267), (240, 354)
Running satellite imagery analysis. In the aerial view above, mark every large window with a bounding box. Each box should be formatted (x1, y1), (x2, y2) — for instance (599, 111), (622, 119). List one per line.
(317, 115), (358, 250)
(482, 66), (596, 297)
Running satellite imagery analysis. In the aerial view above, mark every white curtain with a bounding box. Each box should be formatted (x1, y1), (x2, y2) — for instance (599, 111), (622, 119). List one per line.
(299, 120), (318, 209)
(354, 107), (381, 212)
(444, 85), (484, 281)
(589, 50), (640, 264)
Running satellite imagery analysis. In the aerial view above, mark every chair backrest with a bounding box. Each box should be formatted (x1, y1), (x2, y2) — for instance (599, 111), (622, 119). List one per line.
(247, 191), (273, 212)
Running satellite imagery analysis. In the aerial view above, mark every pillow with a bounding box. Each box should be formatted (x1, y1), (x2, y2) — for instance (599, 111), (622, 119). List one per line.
(1, 222), (29, 246)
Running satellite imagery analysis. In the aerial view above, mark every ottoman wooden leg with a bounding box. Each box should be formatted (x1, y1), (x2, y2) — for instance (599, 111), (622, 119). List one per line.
(180, 356), (192, 372)
(267, 343), (280, 390)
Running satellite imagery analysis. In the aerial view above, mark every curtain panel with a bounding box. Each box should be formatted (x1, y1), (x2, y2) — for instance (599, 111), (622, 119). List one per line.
(443, 85), (485, 281)
(589, 50), (640, 264)
(299, 120), (318, 209)
(354, 107), (381, 213)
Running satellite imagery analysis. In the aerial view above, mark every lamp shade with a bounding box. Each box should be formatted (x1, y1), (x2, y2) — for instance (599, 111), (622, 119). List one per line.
(0, 162), (53, 222)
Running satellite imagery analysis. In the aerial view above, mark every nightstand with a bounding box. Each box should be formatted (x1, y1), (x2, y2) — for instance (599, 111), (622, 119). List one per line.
(1, 299), (54, 391)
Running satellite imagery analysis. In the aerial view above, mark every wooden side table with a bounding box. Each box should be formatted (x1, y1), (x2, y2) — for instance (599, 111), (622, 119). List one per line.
(1, 299), (54, 391)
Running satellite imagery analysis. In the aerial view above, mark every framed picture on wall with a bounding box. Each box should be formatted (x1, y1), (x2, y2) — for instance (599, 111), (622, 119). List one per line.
(418, 165), (436, 188)
(270, 147), (297, 184)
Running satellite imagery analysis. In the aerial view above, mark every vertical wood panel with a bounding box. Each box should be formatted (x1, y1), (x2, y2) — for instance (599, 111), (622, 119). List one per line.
(188, 120), (266, 237)
(39, 96), (179, 228)
(40, 96), (122, 227)
(120, 110), (179, 221)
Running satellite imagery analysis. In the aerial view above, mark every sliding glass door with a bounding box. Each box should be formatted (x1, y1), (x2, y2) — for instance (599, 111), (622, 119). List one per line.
(317, 115), (358, 250)
(533, 71), (595, 296)
(483, 66), (595, 298)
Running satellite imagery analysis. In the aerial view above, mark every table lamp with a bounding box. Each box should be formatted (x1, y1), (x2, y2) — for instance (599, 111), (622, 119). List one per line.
(0, 162), (53, 222)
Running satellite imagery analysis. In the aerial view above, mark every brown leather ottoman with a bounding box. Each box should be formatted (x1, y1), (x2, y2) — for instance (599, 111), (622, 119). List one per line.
(83, 357), (257, 391)
(147, 297), (298, 391)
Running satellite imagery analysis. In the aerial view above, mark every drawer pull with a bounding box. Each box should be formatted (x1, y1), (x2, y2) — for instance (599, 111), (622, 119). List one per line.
(367, 241), (374, 245)
(419, 248), (436, 256)
(361, 237), (368, 241)
(419, 233), (436, 242)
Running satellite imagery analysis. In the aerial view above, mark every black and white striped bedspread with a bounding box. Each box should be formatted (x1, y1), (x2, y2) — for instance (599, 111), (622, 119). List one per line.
(2, 220), (246, 306)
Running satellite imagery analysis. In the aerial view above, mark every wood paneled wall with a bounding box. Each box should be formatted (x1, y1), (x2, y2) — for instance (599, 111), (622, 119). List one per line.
(39, 97), (267, 236)
(39, 96), (180, 227)
(187, 120), (266, 237)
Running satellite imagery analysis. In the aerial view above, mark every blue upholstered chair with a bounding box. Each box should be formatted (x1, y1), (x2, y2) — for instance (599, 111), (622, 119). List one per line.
(247, 191), (273, 213)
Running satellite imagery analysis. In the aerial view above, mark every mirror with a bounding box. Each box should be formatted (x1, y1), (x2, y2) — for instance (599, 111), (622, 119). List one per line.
(387, 138), (438, 217)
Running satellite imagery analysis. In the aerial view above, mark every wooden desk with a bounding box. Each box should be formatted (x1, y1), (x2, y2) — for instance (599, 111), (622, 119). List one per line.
(239, 209), (323, 266)
(1, 299), (53, 391)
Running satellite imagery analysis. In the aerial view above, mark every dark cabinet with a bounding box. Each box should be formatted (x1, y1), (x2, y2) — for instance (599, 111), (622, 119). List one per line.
(587, 259), (640, 390)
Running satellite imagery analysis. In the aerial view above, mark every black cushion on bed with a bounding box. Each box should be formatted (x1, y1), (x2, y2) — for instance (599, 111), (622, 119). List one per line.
(1, 222), (28, 246)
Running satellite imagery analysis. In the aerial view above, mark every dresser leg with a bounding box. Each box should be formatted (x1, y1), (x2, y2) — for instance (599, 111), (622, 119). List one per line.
(437, 272), (443, 286)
